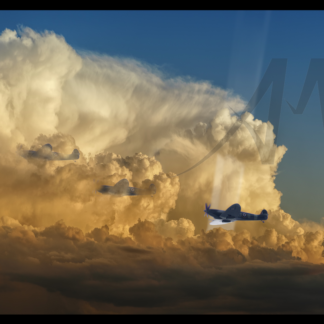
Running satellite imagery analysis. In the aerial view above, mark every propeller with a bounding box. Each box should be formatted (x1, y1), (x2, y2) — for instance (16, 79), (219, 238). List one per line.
(204, 203), (211, 217)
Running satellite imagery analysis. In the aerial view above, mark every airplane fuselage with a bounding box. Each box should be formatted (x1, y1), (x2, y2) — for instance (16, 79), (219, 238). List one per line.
(97, 180), (156, 197)
(206, 209), (268, 222)
(98, 185), (138, 196)
(19, 148), (79, 161)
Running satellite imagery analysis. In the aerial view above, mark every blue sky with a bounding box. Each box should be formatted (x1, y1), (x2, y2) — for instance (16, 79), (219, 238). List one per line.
(0, 10), (323, 222)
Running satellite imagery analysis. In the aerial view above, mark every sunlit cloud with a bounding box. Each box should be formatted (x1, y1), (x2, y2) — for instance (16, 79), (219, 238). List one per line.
(0, 27), (323, 313)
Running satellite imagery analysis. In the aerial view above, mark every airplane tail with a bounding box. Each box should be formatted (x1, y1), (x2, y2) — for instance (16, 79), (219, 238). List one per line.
(259, 209), (268, 222)
(260, 209), (268, 216)
(69, 149), (80, 160)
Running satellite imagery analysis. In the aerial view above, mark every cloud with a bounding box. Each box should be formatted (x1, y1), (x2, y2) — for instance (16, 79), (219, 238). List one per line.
(0, 27), (248, 158)
(0, 218), (324, 313)
(0, 26), (287, 234)
(0, 26), (248, 235)
(0, 28), (82, 149)
(0, 26), (323, 313)
(154, 218), (195, 241)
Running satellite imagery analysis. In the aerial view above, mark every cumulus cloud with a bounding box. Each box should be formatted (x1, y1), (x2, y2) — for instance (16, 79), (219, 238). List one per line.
(0, 217), (324, 313)
(0, 27), (247, 157)
(0, 138), (181, 236)
(154, 218), (195, 241)
(0, 28), (82, 150)
(0, 26), (324, 313)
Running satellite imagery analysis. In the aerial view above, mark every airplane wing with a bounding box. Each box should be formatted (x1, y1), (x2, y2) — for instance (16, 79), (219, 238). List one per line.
(209, 219), (226, 225)
(114, 179), (129, 189)
(113, 179), (130, 195)
(222, 203), (241, 218)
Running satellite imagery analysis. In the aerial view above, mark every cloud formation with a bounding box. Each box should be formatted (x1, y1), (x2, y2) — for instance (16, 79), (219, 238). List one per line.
(0, 217), (324, 313)
(0, 27), (323, 313)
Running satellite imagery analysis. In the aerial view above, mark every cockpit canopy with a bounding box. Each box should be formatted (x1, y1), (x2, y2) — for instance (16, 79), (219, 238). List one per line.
(261, 209), (268, 215)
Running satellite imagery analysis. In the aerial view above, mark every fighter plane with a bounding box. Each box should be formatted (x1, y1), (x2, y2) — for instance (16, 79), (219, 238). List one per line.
(204, 203), (268, 225)
(97, 179), (156, 197)
(19, 144), (80, 161)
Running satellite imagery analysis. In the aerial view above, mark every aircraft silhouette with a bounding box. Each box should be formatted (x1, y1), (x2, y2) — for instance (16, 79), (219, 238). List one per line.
(204, 203), (268, 225)
(19, 144), (80, 161)
(97, 179), (156, 197)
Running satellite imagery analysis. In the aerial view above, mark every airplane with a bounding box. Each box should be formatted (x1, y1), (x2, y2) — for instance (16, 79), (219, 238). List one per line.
(204, 203), (268, 225)
(19, 144), (80, 161)
(97, 178), (156, 197)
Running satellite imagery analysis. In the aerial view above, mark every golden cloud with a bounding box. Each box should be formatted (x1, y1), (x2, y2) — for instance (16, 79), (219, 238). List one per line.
(0, 27), (323, 313)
